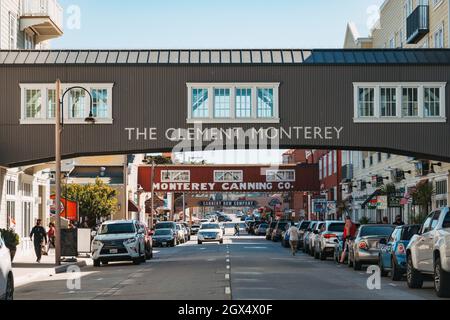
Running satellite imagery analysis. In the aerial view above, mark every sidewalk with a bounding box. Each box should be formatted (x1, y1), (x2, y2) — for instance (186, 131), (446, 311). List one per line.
(12, 249), (90, 288)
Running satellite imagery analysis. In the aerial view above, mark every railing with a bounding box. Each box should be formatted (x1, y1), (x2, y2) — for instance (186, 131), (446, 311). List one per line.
(406, 5), (429, 44)
(21, 0), (63, 30)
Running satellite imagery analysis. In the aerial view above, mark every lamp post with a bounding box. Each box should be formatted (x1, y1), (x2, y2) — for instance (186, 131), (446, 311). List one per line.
(54, 79), (94, 266)
(150, 161), (156, 229)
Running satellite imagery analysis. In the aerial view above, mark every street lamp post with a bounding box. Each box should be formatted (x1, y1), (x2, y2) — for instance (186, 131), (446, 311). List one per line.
(150, 161), (156, 229)
(54, 80), (94, 266)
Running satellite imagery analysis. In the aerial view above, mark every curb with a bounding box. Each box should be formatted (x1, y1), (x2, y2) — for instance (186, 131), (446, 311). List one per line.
(54, 260), (87, 274)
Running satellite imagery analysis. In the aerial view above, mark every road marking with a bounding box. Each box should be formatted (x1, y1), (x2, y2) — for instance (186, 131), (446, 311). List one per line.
(389, 283), (398, 287)
(244, 246), (268, 249)
(225, 274), (230, 280)
(226, 259), (230, 263)
(225, 287), (231, 295)
(226, 265), (230, 270)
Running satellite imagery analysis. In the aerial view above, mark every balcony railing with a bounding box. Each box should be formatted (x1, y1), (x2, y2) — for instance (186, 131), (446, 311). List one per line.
(21, 0), (63, 30)
(406, 5), (429, 44)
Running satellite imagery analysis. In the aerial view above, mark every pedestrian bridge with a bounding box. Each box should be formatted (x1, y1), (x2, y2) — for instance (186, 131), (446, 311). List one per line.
(1, 48), (450, 167)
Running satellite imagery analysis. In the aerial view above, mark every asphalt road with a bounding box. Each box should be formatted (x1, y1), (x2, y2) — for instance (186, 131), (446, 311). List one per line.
(15, 234), (448, 300)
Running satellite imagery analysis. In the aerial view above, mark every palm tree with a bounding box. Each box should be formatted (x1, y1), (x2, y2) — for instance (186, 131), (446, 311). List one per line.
(411, 182), (435, 224)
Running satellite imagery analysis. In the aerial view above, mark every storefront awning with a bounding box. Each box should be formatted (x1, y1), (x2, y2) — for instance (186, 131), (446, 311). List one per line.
(128, 200), (140, 213)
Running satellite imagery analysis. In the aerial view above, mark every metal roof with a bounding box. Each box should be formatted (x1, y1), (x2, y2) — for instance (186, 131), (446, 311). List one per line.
(1, 49), (450, 65)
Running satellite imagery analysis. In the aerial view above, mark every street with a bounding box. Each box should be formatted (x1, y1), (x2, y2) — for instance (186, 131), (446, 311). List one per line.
(14, 234), (446, 300)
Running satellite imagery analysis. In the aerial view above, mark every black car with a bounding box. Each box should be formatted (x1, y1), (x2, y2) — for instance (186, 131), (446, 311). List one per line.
(152, 228), (176, 247)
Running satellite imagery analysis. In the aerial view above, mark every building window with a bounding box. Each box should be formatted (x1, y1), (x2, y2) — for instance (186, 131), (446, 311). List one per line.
(328, 152), (332, 176)
(369, 154), (374, 166)
(319, 159), (323, 180)
(235, 88), (252, 118)
(25, 89), (42, 119)
(22, 183), (32, 197)
(161, 170), (190, 183)
(434, 25), (444, 48)
(9, 12), (16, 49)
(22, 202), (32, 238)
(191, 88), (209, 118)
(380, 87), (396, 117)
(92, 89), (109, 118)
(20, 83), (114, 124)
(214, 170), (243, 183)
(24, 33), (34, 50)
(358, 88), (374, 117)
(424, 87), (441, 117)
(378, 152), (382, 162)
(333, 151), (337, 174)
(402, 88), (418, 117)
(214, 89), (231, 118)
(257, 88), (274, 118)
(435, 180), (447, 195)
(362, 159), (366, 169)
(324, 155), (328, 178)
(354, 83), (446, 123)
(266, 170), (295, 182)
(6, 201), (15, 230)
(187, 83), (279, 123)
(6, 180), (16, 196)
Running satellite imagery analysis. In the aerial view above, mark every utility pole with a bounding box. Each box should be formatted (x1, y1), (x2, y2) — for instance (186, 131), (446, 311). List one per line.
(55, 79), (62, 266)
(150, 161), (155, 228)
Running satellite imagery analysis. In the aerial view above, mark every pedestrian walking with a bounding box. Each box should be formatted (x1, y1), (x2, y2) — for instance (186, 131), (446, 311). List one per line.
(46, 222), (56, 253)
(287, 223), (299, 256)
(340, 216), (356, 264)
(234, 223), (240, 236)
(29, 219), (48, 263)
(393, 215), (405, 226)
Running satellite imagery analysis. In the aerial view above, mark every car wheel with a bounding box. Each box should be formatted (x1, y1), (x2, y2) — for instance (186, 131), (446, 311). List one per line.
(406, 254), (423, 289)
(434, 256), (450, 298)
(198, 240), (202, 245)
(220, 239), (223, 244)
(379, 256), (388, 277)
(4, 274), (14, 301)
(314, 248), (319, 259)
(93, 259), (101, 267)
(391, 257), (402, 281)
(353, 259), (362, 271)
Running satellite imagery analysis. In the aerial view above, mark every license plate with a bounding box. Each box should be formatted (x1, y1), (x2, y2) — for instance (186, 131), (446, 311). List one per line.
(162, 242), (167, 246)
(109, 249), (118, 254)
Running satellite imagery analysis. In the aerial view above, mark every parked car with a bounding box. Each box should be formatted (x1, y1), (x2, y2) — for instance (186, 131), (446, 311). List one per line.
(197, 223), (224, 245)
(271, 221), (291, 242)
(314, 221), (345, 260)
(406, 207), (450, 297)
(297, 220), (311, 249)
(91, 220), (148, 267)
(0, 235), (14, 300)
(333, 223), (361, 263)
(235, 211), (244, 218)
(190, 224), (200, 235)
(266, 222), (277, 240)
(181, 223), (191, 241)
(178, 223), (190, 242)
(378, 224), (421, 281)
(247, 221), (258, 235)
(175, 224), (186, 244)
(348, 224), (395, 271)
(255, 223), (269, 236)
(153, 228), (177, 247)
(303, 221), (318, 254)
(223, 223), (237, 236)
(309, 221), (325, 256)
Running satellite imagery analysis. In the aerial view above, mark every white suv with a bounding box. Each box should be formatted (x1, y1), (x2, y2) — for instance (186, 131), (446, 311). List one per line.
(92, 220), (147, 267)
(406, 207), (450, 298)
(197, 223), (224, 245)
(0, 236), (14, 300)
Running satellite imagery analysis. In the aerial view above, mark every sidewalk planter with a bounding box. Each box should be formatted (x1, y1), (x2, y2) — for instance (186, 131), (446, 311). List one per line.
(0, 229), (20, 262)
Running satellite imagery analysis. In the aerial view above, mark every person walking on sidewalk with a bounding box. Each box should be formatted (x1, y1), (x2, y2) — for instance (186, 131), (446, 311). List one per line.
(46, 222), (56, 252)
(30, 219), (47, 263)
(287, 223), (299, 256)
(234, 223), (240, 236)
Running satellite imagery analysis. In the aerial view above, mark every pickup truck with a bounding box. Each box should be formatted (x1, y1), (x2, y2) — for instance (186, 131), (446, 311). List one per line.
(406, 207), (450, 298)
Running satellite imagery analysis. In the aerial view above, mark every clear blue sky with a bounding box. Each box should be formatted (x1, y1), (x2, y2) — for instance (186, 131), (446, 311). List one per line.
(53, 0), (383, 49)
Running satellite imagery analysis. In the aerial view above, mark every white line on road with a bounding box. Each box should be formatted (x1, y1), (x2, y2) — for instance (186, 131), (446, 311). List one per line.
(226, 259), (230, 263)
(389, 283), (398, 287)
(226, 265), (230, 270)
(225, 274), (230, 280)
(225, 287), (231, 295)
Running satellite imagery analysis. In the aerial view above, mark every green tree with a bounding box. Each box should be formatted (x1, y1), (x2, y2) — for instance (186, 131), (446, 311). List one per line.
(62, 179), (118, 227)
(411, 182), (435, 224)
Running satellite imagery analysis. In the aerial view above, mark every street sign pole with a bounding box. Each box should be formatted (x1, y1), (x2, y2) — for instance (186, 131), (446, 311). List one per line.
(55, 79), (62, 266)
(150, 161), (155, 228)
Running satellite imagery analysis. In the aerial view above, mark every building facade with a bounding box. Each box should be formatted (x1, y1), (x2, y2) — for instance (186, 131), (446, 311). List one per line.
(344, 0), (450, 224)
(0, 0), (62, 254)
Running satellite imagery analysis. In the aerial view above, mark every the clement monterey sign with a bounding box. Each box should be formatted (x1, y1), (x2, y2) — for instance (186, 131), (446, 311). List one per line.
(138, 165), (320, 193)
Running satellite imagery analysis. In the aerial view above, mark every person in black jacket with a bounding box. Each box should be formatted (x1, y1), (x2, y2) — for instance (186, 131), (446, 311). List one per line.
(30, 219), (48, 263)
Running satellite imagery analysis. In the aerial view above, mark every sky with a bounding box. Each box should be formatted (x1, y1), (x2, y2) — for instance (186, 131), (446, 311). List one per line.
(53, 0), (384, 164)
(53, 0), (384, 49)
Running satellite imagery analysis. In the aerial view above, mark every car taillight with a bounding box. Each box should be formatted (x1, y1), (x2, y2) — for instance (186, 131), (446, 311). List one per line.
(324, 234), (337, 239)
(359, 241), (368, 250)
(396, 243), (406, 254)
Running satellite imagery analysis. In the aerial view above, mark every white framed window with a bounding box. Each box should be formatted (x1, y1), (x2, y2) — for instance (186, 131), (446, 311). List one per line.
(319, 159), (323, 180)
(328, 152), (332, 176)
(323, 154), (328, 178)
(434, 24), (444, 48)
(354, 83), (447, 123)
(20, 83), (114, 124)
(187, 83), (280, 124)
(24, 32), (34, 50)
(22, 183), (32, 197)
(333, 150), (337, 174)
(214, 170), (243, 183)
(22, 202), (32, 238)
(161, 170), (190, 183)
(6, 180), (16, 196)
(266, 170), (295, 182)
(6, 201), (16, 230)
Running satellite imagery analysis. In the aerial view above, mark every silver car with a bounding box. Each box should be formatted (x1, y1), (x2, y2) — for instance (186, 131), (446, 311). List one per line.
(309, 221), (325, 257)
(303, 221), (317, 254)
(406, 207), (450, 298)
(348, 224), (395, 270)
(314, 221), (345, 260)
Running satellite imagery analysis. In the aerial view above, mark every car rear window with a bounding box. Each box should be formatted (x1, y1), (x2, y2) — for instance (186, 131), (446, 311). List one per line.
(328, 223), (345, 232)
(401, 225), (421, 240)
(360, 226), (395, 237)
(270, 222), (277, 228)
(155, 229), (172, 236)
(201, 224), (220, 229)
(277, 223), (289, 230)
(259, 223), (268, 228)
(300, 222), (310, 230)
(155, 222), (175, 229)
